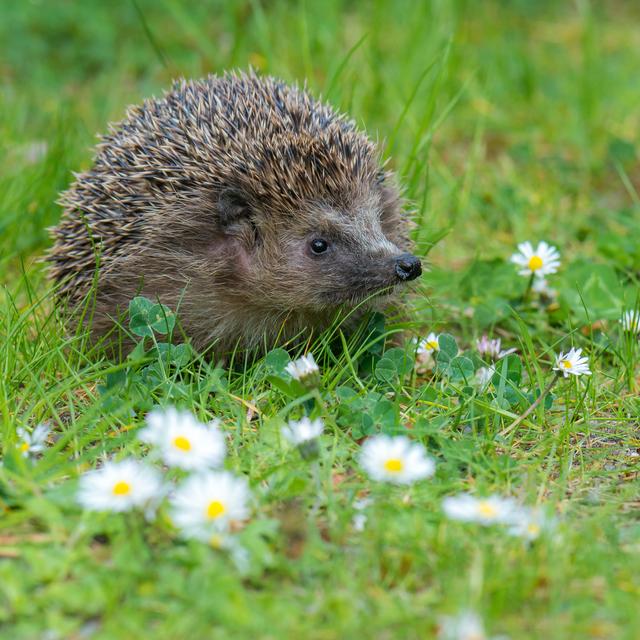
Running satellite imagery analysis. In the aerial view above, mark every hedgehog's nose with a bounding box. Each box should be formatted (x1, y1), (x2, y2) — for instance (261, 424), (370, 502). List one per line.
(395, 253), (422, 282)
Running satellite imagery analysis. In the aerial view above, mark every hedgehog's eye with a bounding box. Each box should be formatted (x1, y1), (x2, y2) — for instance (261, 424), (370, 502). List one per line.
(310, 239), (329, 255)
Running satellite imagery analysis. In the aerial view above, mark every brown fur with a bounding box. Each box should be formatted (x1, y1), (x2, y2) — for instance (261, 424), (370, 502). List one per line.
(47, 71), (419, 353)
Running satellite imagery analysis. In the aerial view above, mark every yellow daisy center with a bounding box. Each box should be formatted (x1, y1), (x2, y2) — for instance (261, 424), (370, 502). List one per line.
(528, 255), (543, 271)
(427, 340), (439, 351)
(562, 360), (572, 369)
(20, 442), (30, 452)
(477, 501), (497, 518)
(112, 481), (132, 496)
(206, 500), (226, 519)
(384, 458), (404, 473)
(173, 435), (192, 451)
(527, 523), (541, 536)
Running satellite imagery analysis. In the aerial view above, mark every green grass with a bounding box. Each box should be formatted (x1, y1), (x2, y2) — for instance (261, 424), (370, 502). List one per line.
(2, 1), (640, 638)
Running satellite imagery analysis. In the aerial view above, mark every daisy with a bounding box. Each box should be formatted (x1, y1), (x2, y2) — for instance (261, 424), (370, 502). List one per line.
(620, 310), (640, 334)
(352, 496), (372, 532)
(417, 332), (440, 355)
(77, 459), (163, 513)
(285, 353), (319, 383)
(438, 611), (486, 640)
(476, 335), (516, 361)
(438, 610), (496, 640)
(507, 507), (551, 541)
(139, 407), (225, 470)
(281, 417), (324, 445)
(532, 277), (557, 299)
(359, 435), (435, 485)
(282, 417), (324, 460)
(442, 493), (518, 526)
(474, 366), (495, 390)
(553, 347), (591, 378)
(510, 241), (560, 278)
(16, 423), (50, 458)
(170, 471), (250, 538)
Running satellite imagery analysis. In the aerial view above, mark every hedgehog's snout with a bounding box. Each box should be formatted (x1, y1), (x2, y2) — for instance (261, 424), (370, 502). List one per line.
(394, 253), (422, 282)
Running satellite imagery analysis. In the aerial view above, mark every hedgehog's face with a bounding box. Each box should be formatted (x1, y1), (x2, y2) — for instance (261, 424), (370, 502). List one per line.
(217, 184), (421, 310)
(280, 205), (421, 309)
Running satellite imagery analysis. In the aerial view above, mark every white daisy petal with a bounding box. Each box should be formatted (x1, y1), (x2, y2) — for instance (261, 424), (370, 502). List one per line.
(442, 493), (519, 526)
(620, 310), (640, 334)
(359, 435), (435, 485)
(438, 610), (508, 640)
(285, 353), (320, 382)
(476, 336), (516, 361)
(510, 240), (561, 277)
(170, 471), (250, 539)
(281, 417), (324, 445)
(438, 610), (488, 640)
(282, 417), (324, 460)
(531, 277), (558, 299)
(77, 459), (163, 513)
(553, 347), (591, 378)
(16, 423), (51, 458)
(507, 507), (552, 541)
(352, 513), (368, 532)
(474, 366), (495, 390)
(417, 332), (440, 355)
(351, 496), (373, 532)
(139, 407), (226, 470)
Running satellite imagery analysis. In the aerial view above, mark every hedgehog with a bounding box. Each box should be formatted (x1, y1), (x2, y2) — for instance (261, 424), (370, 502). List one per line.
(47, 71), (422, 354)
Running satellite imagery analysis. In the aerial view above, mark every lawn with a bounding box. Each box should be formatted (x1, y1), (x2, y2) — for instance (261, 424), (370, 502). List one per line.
(1, 1), (640, 638)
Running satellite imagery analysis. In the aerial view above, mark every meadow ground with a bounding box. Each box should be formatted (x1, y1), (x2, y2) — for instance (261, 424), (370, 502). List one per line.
(1, 1), (640, 638)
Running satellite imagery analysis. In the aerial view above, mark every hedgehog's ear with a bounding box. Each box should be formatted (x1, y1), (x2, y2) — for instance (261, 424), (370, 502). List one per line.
(216, 188), (253, 234)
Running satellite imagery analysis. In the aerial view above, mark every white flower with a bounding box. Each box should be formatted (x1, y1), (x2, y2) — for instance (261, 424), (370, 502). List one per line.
(507, 507), (551, 541)
(352, 496), (372, 532)
(16, 423), (50, 458)
(510, 241), (560, 277)
(352, 513), (367, 532)
(281, 417), (324, 445)
(285, 353), (319, 382)
(532, 277), (557, 299)
(77, 459), (163, 513)
(620, 310), (640, 334)
(476, 335), (516, 361)
(353, 497), (372, 510)
(281, 417), (324, 460)
(474, 366), (495, 390)
(417, 332), (440, 354)
(438, 611), (485, 640)
(438, 611), (496, 640)
(553, 347), (591, 378)
(442, 493), (518, 526)
(359, 435), (435, 485)
(139, 407), (225, 470)
(170, 471), (250, 538)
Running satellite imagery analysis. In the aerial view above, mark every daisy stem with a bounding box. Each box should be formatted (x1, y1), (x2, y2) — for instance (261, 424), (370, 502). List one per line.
(522, 273), (535, 302)
(503, 373), (560, 433)
(124, 511), (146, 551)
(309, 459), (323, 518)
(623, 330), (637, 392)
